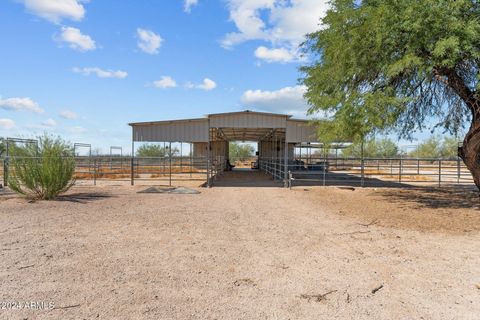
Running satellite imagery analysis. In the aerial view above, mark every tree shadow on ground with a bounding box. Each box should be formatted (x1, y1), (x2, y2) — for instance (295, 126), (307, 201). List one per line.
(55, 192), (113, 203)
(377, 185), (479, 210)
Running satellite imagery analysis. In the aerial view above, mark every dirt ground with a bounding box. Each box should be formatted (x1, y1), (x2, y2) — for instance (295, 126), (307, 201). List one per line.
(0, 183), (479, 319)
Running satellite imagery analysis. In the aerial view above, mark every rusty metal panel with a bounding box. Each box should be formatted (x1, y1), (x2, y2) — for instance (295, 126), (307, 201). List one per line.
(133, 119), (209, 142)
(286, 120), (319, 143)
(209, 113), (287, 128)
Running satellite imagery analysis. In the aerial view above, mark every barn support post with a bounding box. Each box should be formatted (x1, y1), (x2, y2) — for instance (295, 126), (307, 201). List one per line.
(190, 142), (193, 178)
(207, 123), (211, 187)
(283, 127), (288, 187)
(169, 142), (172, 187)
(131, 129), (135, 186)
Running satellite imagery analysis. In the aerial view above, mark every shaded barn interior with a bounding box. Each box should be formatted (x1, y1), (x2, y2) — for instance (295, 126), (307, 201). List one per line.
(129, 110), (320, 186)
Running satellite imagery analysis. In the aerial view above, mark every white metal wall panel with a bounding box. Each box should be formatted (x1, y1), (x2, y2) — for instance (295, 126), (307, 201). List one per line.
(133, 120), (209, 142)
(286, 120), (319, 143)
(209, 113), (287, 128)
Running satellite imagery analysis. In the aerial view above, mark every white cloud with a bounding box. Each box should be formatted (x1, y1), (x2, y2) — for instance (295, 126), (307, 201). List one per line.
(185, 78), (217, 91)
(41, 118), (57, 127)
(59, 110), (78, 119)
(70, 126), (87, 134)
(136, 28), (162, 54)
(222, 0), (329, 62)
(73, 67), (128, 79)
(20, 0), (86, 24)
(241, 85), (308, 116)
(0, 119), (16, 130)
(57, 26), (96, 51)
(153, 76), (177, 89)
(197, 78), (217, 91)
(184, 0), (198, 13)
(0, 97), (44, 114)
(254, 46), (295, 63)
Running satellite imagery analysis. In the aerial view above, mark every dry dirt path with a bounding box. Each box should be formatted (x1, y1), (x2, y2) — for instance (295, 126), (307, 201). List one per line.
(0, 185), (479, 319)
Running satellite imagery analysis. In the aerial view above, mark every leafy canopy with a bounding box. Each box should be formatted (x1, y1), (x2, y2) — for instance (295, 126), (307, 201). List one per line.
(229, 142), (255, 162)
(301, 0), (480, 143)
(342, 138), (399, 158)
(409, 136), (460, 158)
(136, 144), (179, 157)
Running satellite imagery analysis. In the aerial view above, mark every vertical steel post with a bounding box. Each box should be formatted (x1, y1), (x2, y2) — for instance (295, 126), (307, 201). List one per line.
(284, 125), (288, 187)
(335, 147), (338, 170)
(169, 142), (172, 186)
(399, 158), (402, 183)
(457, 156), (460, 184)
(3, 158), (8, 188)
(207, 123), (211, 187)
(180, 142), (183, 174)
(361, 159), (365, 187)
(190, 142), (193, 178)
(323, 145), (327, 186)
(131, 130), (135, 186)
(94, 158), (97, 186)
(438, 160), (442, 187)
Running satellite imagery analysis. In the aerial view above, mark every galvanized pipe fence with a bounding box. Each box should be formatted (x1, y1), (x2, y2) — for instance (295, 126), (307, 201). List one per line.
(0, 155), (474, 189)
(1, 155), (226, 188)
(285, 156), (473, 188)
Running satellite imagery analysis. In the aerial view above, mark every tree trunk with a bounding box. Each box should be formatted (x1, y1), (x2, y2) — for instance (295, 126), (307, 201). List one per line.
(434, 67), (480, 192)
(459, 118), (480, 191)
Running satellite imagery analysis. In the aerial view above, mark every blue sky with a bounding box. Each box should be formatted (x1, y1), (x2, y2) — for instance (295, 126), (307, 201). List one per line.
(0, 0), (449, 154)
(0, 0), (330, 153)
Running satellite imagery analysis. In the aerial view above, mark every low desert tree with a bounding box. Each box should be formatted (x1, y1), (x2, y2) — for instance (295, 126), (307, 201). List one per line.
(410, 136), (460, 158)
(8, 135), (76, 200)
(136, 144), (179, 157)
(440, 137), (461, 158)
(342, 138), (399, 158)
(410, 137), (443, 158)
(229, 142), (255, 162)
(301, 0), (480, 190)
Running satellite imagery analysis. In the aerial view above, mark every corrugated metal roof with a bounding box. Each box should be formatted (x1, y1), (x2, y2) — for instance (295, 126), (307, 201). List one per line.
(129, 110), (319, 143)
(129, 110), (309, 127)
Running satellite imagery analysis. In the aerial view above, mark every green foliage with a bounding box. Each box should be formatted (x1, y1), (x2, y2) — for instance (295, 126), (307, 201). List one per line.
(8, 135), (75, 200)
(409, 136), (460, 158)
(136, 144), (179, 157)
(229, 142), (255, 162)
(301, 0), (480, 143)
(342, 138), (399, 158)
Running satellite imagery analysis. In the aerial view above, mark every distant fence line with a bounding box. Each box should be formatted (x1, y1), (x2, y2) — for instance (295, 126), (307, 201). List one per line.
(0, 154), (475, 188)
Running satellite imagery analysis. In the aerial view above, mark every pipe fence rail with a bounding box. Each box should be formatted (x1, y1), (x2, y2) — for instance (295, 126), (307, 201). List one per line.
(1, 155), (224, 188)
(0, 154), (475, 189)
(286, 156), (473, 188)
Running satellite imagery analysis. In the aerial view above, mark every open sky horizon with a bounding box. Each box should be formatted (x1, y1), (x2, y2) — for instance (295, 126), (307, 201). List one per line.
(0, 0), (457, 154)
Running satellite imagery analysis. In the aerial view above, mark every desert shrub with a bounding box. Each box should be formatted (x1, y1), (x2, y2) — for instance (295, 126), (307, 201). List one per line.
(8, 135), (76, 200)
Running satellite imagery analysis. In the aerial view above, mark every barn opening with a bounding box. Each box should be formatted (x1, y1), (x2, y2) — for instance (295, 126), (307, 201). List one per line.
(129, 110), (320, 187)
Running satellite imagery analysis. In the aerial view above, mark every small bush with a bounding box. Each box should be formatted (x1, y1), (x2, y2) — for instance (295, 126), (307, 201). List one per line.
(8, 135), (76, 200)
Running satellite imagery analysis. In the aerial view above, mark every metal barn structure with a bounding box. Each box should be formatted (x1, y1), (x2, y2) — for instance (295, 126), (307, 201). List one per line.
(129, 110), (320, 186)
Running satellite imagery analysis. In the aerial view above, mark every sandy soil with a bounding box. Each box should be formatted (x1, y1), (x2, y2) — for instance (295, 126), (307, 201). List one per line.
(0, 183), (479, 319)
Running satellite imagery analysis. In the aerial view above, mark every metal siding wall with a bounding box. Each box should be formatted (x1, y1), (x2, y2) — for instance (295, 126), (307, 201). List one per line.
(209, 113), (286, 128)
(133, 120), (209, 142)
(286, 121), (318, 142)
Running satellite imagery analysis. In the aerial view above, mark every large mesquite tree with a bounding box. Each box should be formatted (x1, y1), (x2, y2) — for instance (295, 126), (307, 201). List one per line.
(301, 0), (480, 190)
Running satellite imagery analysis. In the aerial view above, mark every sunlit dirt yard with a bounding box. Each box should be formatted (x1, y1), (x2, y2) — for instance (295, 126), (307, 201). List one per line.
(0, 183), (479, 319)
